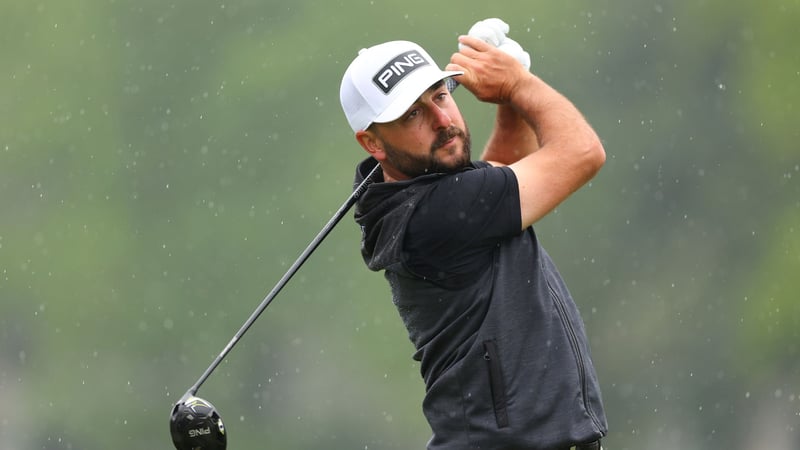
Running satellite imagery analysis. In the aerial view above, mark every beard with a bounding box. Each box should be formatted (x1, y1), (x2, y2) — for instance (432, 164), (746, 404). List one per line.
(380, 124), (472, 179)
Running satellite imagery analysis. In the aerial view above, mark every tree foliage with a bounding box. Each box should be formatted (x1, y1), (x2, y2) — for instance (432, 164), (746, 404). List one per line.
(1, 1), (798, 449)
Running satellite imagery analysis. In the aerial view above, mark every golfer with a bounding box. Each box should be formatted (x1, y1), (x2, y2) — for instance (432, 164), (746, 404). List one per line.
(339, 25), (608, 450)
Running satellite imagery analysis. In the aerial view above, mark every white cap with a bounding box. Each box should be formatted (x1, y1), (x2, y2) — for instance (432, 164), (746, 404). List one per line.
(340, 41), (462, 132)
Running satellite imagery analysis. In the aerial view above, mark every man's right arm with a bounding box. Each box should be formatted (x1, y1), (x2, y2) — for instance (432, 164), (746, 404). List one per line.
(505, 73), (605, 229)
(448, 36), (605, 229)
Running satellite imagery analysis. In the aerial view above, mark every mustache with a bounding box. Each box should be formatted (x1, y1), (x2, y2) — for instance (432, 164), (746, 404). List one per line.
(431, 125), (466, 151)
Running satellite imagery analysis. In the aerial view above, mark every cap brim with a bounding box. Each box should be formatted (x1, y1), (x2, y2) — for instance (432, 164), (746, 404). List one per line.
(372, 70), (463, 126)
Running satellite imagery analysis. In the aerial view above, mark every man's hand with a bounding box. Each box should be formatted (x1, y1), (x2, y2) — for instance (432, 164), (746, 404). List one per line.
(447, 35), (531, 105)
(458, 18), (531, 71)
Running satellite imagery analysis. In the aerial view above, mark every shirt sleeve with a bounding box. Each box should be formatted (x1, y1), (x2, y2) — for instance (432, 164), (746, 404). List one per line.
(403, 165), (522, 285)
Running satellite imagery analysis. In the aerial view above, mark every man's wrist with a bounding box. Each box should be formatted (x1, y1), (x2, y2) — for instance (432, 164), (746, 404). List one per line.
(506, 72), (542, 109)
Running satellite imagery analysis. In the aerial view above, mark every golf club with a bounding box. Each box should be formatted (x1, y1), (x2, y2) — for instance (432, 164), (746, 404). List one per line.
(169, 78), (463, 449)
(169, 161), (381, 450)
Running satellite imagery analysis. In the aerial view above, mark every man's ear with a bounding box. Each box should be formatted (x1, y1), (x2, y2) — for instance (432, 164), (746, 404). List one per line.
(355, 130), (387, 161)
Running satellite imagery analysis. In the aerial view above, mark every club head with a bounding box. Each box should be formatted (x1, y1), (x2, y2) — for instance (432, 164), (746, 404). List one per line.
(169, 395), (227, 450)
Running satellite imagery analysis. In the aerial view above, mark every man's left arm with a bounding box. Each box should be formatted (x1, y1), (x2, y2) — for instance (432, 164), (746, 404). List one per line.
(480, 102), (540, 166)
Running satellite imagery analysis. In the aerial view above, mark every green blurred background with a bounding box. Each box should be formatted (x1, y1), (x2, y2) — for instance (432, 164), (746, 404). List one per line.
(1, 0), (798, 449)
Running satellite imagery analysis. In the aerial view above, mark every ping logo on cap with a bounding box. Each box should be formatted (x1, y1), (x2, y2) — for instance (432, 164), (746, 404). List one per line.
(372, 50), (430, 94)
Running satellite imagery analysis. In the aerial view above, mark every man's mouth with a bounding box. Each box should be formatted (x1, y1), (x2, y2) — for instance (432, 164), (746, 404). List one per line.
(440, 136), (456, 148)
(432, 126), (464, 152)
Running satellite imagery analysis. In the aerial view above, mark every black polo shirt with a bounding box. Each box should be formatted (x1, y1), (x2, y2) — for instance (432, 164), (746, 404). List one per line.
(353, 157), (607, 450)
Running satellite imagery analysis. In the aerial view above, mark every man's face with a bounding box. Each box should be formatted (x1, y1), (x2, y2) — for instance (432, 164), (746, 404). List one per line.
(366, 82), (471, 180)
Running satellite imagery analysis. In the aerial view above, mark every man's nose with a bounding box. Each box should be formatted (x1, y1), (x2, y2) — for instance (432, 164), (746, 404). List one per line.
(431, 105), (452, 129)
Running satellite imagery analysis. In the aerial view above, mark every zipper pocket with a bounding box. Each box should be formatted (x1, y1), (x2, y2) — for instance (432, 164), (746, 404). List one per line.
(483, 340), (510, 428)
(548, 284), (603, 431)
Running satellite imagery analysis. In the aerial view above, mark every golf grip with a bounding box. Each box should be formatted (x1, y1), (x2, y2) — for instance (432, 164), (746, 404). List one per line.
(183, 161), (383, 400)
(445, 77), (460, 93)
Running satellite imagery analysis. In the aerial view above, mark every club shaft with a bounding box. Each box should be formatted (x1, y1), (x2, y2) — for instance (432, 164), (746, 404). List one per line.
(186, 162), (382, 397)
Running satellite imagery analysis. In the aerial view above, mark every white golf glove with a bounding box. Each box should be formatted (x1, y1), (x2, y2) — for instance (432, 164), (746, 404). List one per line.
(458, 18), (531, 71)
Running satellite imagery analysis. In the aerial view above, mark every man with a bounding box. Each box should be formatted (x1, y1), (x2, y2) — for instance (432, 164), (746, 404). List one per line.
(339, 27), (608, 450)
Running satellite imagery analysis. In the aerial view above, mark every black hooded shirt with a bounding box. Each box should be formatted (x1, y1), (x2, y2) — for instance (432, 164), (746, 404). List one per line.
(353, 157), (607, 450)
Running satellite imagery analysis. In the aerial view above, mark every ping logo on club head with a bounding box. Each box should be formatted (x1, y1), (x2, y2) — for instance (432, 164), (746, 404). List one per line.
(373, 50), (430, 94)
(188, 427), (212, 438)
